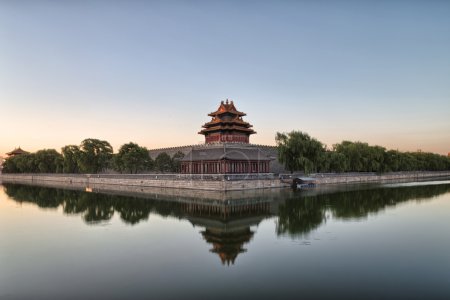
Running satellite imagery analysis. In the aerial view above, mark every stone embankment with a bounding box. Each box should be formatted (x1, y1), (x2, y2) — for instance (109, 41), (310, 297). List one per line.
(0, 173), (287, 191)
(1, 171), (449, 191)
(311, 171), (450, 185)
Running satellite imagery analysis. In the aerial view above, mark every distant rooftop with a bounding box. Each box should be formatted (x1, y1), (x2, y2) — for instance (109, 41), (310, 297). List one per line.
(6, 147), (30, 157)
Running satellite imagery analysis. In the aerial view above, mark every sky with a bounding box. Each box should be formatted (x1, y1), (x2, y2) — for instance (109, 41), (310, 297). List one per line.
(1, 0), (449, 156)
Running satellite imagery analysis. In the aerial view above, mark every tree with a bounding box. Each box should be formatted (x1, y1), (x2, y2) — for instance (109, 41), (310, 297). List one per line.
(154, 152), (172, 173)
(62, 145), (81, 173)
(333, 141), (383, 172)
(2, 156), (19, 173)
(78, 139), (113, 173)
(171, 151), (185, 172)
(334, 141), (364, 172)
(326, 151), (348, 173)
(276, 131), (325, 174)
(34, 149), (63, 173)
(384, 150), (401, 172)
(3, 154), (37, 173)
(114, 142), (151, 174)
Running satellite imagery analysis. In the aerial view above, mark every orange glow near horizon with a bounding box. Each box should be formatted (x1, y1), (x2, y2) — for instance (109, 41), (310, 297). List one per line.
(1, 121), (449, 157)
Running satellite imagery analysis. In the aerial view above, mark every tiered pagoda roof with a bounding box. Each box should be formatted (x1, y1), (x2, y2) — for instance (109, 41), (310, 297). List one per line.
(181, 99), (273, 174)
(199, 99), (256, 143)
(6, 147), (29, 157)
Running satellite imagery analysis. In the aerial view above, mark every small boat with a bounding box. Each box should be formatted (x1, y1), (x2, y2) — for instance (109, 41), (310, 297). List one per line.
(293, 177), (317, 189)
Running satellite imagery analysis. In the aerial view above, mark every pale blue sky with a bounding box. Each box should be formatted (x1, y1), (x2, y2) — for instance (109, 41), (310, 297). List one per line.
(1, 0), (449, 155)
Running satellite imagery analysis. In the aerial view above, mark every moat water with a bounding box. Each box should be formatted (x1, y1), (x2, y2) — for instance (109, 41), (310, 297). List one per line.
(1, 180), (450, 300)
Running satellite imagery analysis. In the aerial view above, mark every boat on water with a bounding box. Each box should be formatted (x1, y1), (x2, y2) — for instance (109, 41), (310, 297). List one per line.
(293, 177), (317, 189)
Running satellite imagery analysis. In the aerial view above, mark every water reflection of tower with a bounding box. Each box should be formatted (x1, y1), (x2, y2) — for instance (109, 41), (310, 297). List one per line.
(202, 225), (254, 266)
(183, 201), (273, 266)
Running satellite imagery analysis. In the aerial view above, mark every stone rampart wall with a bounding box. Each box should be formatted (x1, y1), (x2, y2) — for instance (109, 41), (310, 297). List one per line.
(0, 174), (287, 191)
(1, 171), (449, 192)
(312, 171), (450, 184)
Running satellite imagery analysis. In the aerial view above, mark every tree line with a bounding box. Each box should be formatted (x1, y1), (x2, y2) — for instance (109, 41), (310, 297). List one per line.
(2, 138), (184, 174)
(276, 131), (450, 174)
(5, 181), (450, 229)
(3, 132), (449, 175)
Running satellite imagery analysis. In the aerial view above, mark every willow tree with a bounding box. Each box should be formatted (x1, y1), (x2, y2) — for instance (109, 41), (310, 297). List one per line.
(78, 138), (113, 173)
(61, 145), (81, 173)
(35, 149), (63, 173)
(276, 131), (325, 174)
(171, 151), (185, 172)
(154, 152), (172, 173)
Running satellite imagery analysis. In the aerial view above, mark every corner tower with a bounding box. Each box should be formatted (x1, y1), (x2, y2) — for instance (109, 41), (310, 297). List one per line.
(199, 99), (256, 144)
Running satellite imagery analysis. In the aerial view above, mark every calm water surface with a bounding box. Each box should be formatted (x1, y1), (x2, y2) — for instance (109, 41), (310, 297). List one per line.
(1, 181), (450, 299)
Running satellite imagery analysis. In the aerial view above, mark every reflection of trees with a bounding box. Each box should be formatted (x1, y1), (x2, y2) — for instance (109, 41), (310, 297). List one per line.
(114, 198), (154, 225)
(5, 183), (230, 226)
(277, 183), (450, 237)
(62, 190), (89, 214)
(80, 193), (115, 224)
(5, 181), (450, 267)
(4, 184), (64, 209)
(4, 182), (450, 237)
(276, 197), (325, 237)
(3, 184), (186, 225)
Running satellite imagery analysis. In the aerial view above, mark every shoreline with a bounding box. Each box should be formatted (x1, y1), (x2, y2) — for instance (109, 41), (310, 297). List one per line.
(310, 171), (450, 185)
(1, 171), (450, 192)
(0, 173), (288, 191)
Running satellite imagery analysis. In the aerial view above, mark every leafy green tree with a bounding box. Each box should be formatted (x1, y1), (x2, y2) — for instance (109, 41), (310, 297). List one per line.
(333, 141), (384, 172)
(276, 131), (325, 173)
(62, 145), (81, 173)
(384, 150), (401, 172)
(154, 152), (173, 173)
(78, 138), (113, 173)
(4, 154), (37, 173)
(34, 149), (63, 173)
(398, 153), (418, 171)
(171, 151), (185, 172)
(327, 151), (348, 173)
(367, 145), (386, 172)
(114, 142), (151, 174)
(2, 156), (19, 173)
(334, 141), (364, 172)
